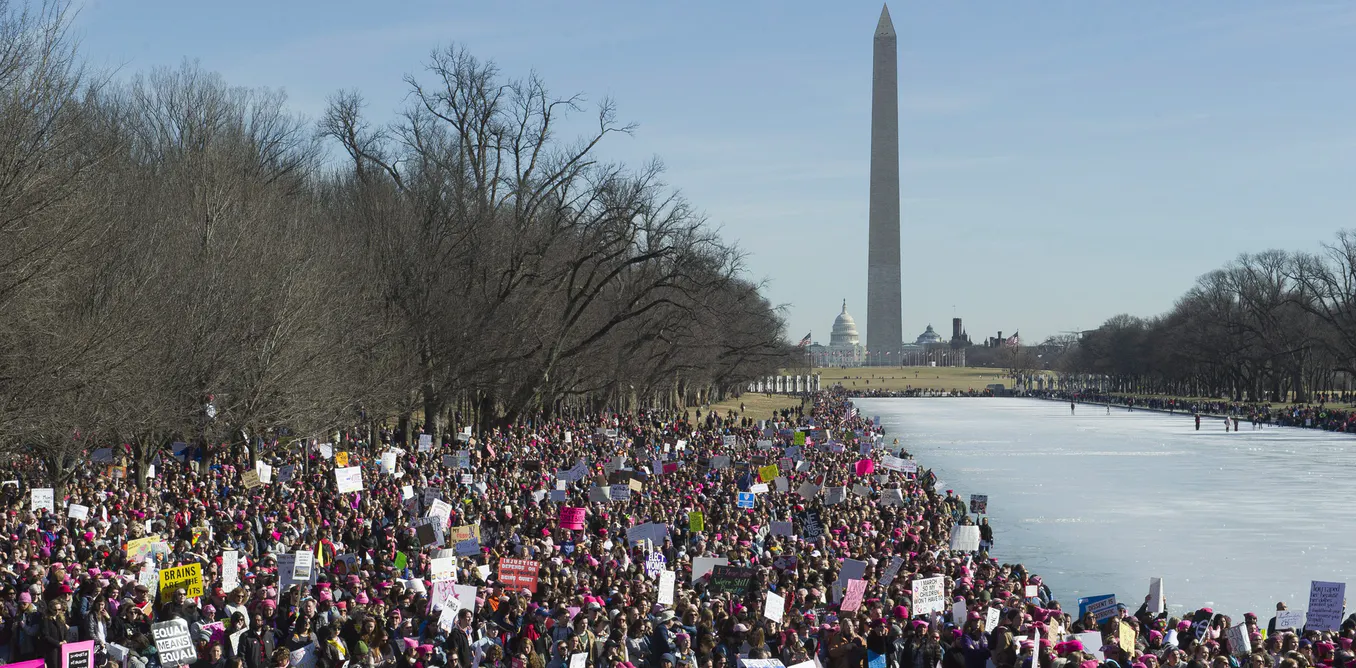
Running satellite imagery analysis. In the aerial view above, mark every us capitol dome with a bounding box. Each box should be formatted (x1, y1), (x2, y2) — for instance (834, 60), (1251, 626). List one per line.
(808, 300), (866, 367)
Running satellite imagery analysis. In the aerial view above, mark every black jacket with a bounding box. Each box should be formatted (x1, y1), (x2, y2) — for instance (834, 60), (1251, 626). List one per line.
(239, 627), (278, 668)
(445, 625), (473, 668)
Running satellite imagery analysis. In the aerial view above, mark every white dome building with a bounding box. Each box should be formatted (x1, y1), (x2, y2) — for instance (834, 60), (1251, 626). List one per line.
(810, 300), (866, 367)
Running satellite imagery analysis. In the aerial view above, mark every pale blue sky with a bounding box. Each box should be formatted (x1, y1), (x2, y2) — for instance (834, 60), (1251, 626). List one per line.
(72, 1), (1356, 344)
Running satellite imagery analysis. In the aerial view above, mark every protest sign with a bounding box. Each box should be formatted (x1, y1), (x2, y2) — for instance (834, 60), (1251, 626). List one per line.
(1118, 621), (1136, 651)
(430, 557), (455, 581)
(158, 563), (204, 600)
(153, 619), (196, 667)
(68, 503), (89, 520)
(62, 639), (95, 668)
(758, 464), (779, 482)
(290, 643), (318, 668)
(912, 575), (946, 615)
(626, 522), (667, 547)
(824, 486), (846, 506)
(335, 451), (349, 467)
(570, 654), (587, 668)
(689, 511), (704, 532)
(798, 510), (824, 540)
(334, 466), (363, 493)
(952, 600), (968, 627)
(854, 459), (875, 476)
(644, 553), (666, 579)
(1078, 595), (1118, 623)
(880, 556), (904, 587)
(985, 607), (1001, 631)
(692, 557), (729, 583)
(277, 464), (295, 484)
(969, 494), (988, 514)
(429, 579), (457, 613)
(797, 482), (819, 499)
(750, 483), (769, 494)
(559, 506), (585, 530)
(1224, 623), (1250, 656)
(770, 521), (793, 537)
(222, 550), (240, 593)
(765, 591), (785, 622)
(499, 558), (540, 593)
(1275, 610), (1305, 630)
(1306, 581), (1346, 631)
(880, 455), (909, 472)
(852, 483), (871, 497)
(588, 486), (609, 504)
(381, 451), (397, 474)
(610, 485), (631, 502)
(1076, 632), (1104, 661)
(841, 579), (867, 611)
(949, 525), (980, 552)
(419, 434), (433, 450)
(455, 538), (480, 556)
(1148, 577), (1164, 615)
(658, 570), (676, 606)
(292, 550), (314, 581)
(708, 565), (756, 595)
(240, 470), (261, 489)
(737, 492), (755, 509)
(31, 487), (54, 512)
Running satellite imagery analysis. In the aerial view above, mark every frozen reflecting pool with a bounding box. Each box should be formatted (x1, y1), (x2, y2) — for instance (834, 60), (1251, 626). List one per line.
(853, 397), (1356, 618)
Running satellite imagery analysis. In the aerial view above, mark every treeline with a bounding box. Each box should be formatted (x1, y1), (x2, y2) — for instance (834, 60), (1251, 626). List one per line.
(0, 3), (792, 487)
(1067, 231), (1356, 403)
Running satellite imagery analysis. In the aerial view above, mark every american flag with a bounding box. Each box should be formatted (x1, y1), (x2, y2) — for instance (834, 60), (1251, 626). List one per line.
(1004, 333), (1020, 348)
(798, 332), (812, 348)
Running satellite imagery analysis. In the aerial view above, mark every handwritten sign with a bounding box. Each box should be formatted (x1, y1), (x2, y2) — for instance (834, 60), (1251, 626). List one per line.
(1306, 581), (1346, 631)
(498, 558), (540, 593)
(841, 579), (868, 611)
(559, 506), (585, 530)
(912, 575), (946, 615)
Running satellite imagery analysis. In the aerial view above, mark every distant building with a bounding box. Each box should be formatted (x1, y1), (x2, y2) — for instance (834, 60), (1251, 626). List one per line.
(809, 300), (866, 367)
(950, 318), (972, 349)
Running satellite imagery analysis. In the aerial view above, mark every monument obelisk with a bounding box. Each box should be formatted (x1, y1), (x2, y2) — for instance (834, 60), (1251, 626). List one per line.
(866, 4), (902, 362)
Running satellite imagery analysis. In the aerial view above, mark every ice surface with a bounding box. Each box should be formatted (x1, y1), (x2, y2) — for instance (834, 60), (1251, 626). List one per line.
(854, 397), (1356, 619)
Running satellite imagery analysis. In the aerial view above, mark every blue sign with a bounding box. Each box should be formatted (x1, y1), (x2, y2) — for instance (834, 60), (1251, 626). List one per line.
(737, 492), (755, 509)
(1077, 594), (1116, 620)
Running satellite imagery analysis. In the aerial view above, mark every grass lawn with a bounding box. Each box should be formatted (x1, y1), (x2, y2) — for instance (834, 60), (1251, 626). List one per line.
(815, 366), (1024, 392)
(706, 393), (805, 422)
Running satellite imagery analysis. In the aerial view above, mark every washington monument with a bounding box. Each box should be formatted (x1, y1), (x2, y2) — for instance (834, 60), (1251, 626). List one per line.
(866, 4), (902, 360)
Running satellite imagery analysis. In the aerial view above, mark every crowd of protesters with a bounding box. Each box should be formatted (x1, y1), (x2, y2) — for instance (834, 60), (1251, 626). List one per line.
(1036, 391), (1356, 434)
(0, 388), (1352, 668)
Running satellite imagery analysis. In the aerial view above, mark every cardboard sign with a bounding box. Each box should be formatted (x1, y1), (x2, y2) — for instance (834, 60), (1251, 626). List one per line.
(158, 563), (204, 600)
(152, 619), (196, 667)
(1275, 610), (1305, 630)
(240, 470), (261, 489)
(499, 558), (540, 593)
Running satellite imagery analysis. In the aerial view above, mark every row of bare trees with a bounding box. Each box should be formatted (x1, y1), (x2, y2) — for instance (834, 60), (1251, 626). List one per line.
(1066, 231), (1356, 403)
(0, 3), (793, 489)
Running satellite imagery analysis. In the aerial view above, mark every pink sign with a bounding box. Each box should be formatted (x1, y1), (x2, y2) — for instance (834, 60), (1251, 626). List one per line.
(559, 506), (585, 530)
(841, 578), (868, 611)
(854, 458), (875, 476)
(62, 640), (96, 668)
(9, 661), (45, 668)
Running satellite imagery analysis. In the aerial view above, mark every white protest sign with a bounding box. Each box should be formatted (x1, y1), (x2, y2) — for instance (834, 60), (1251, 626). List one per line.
(1275, 610), (1305, 630)
(381, 451), (397, 474)
(334, 466), (364, 493)
(658, 570), (676, 606)
(949, 525), (980, 552)
(985, 607), (1000, 631)
(691, 557), (728, 583)
(256, 461), (272, 484)
(222, 550), (240, 593)
(31, 488), (54, 512)
(430, 557), (456, 581)
(1148, 577), (1164, 615)
(765, 591), (785, 622)
(880, 556), (905, 587)
(67, 503), (89, 520)
(770, 521), (793, 537)
(1224, 623), (1250, 656)
(912, 575), (946, 615)
(292, 550), (314, 581)
(1077, 632), (1104, 661)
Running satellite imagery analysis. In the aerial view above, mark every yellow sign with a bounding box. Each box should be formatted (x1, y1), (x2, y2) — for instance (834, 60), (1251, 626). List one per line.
(758, 464), (779, 483)
(126, 535), (161, 562)
(793, 432), (806, 446)
(158, 563), (204, 600)
(689, 511), (704, 532)
(1118, 621), (1136, 653)
(240, 471), (261, 489)
(450, 524), (482, 542)
(336, 452), (350, 467)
